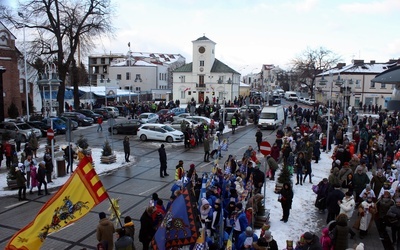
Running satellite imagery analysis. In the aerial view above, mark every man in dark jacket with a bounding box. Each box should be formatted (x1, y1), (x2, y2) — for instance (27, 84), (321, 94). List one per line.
(158, 144), (168, 177)
(115, 227), (134, 250)
(97, 212), (115, 250)
(139, 206), (155, 250)
(326, 184), (344, 224)
(203, 134), (210, 162)
(252, 164), (265, 194)
(303, 231), (322, 250)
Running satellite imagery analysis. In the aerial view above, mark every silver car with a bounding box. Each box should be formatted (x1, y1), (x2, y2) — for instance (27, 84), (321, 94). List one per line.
(0, 121), (42, 142)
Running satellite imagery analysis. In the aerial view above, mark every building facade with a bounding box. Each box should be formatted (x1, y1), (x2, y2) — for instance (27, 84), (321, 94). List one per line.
(316, 60), (398, 110)
(0, 21), (24, 120)
(172, 36), (240, 105)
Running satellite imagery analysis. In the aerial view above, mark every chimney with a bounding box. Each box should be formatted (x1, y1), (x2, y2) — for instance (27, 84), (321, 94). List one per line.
(336, 63), (346, 69)
(352, 59), (364, 65)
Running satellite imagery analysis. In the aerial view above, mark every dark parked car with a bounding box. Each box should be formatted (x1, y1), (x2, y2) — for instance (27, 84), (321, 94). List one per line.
(76, 109), (103, 123)
(42, 117), (68, 134)
(61, 112), (94, 126)
(57, 116), (79, 130)
(93, 108), (111, 120)
(27, 121), (50, 137)
(108, 119), (145, 135)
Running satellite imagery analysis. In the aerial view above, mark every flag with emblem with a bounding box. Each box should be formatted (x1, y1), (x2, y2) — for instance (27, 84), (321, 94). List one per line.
(194, 227), (206, 250)
(152, 183), (201, 250)
(6, 156), (108, 250)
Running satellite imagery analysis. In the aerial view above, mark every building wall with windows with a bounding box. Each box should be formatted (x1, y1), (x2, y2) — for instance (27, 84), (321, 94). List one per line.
(315, 60), (398, 110)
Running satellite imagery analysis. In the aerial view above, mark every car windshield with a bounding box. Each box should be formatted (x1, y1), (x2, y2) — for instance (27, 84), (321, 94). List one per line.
(140, 114), (149, 118)
(161, 125), (175, 132)
(53, 119), (65, 125)
(260, 113), (276, 119)
(16, 123), (32, 130)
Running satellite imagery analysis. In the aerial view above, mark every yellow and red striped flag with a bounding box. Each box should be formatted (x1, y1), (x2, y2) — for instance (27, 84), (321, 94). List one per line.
(6, 156), (108, 250)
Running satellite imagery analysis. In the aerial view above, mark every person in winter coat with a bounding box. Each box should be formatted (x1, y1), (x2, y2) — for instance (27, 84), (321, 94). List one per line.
(326, 184), (345, 224)
(331, 213), (354, 250)
(295, 152), (306, 185)
(354, 196), (376, 239)
(338, 162), (353, 186)
(123, 136), (130, 162)
(302, 232), (322, 250)
(315, 178), (330, 213)
(328, 167), (341, 189)
(341, 173), (354, 194)
(386, 197), (400, 246)
(158, 144), (168, 177)
(270, 143), (280, 162)
(43, 147), (54, 183)
(37, 161), (49, 196)
(123, 216), (135, 246)
(370, 169), (387, 200)
(279, 183), (294, 223)
(15, 165), (27, 201)
(339, 192), (355, 219)
(28, 162), (38, 195)
(232, 202), (249, 243)
(266, 155), (279, 181)
(139, 207), (155, 250)
(255, 128), (263, 152)
(353, 166), (370, 206)
(252, 230), (278, 250)
(96, 212), (116, 250)
(320, 227), (332, 250)
(376, 190), (394, 239)
(235, 226), (258, 250)
(313, 140), (321, 163)
(114, 228), (134, 250)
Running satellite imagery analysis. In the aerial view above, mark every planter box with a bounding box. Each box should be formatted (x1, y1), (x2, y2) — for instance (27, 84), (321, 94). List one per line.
(100, 154), (117, 164)
(6, 178), (18, 190)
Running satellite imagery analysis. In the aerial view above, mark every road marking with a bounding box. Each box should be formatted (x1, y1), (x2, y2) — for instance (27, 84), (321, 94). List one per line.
(139, 185), (160, 195)
(5, 201), (29, 209)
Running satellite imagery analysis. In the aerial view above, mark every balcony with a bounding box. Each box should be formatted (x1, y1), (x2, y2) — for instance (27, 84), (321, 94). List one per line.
(196, 83), (206, 89)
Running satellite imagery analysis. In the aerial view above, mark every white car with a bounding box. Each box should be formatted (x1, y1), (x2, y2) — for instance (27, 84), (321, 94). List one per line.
(137, 124), (184, 143)
(298, 97), (305, 103)
(303, 98), (309, 104)
(307, 99), (316, 106)
(169, 118), (199, 131)
(105, 107), (119, 118)
(186, 116), (213, 126)
(139, 113), (159, 123)
(173, 113), (191, 121)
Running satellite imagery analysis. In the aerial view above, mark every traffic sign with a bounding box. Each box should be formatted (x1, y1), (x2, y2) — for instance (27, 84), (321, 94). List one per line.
(260, 141), (271, 156)
(47, 128), (55, 140)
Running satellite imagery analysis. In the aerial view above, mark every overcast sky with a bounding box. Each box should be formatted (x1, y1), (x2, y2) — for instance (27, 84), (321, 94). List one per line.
(6, 0), (400, 75)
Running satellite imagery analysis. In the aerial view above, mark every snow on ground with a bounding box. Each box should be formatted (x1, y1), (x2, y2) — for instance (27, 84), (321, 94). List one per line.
(0, 148), (129, 197)
(259, 150), (333, 248)
(0, 126), (335, 249)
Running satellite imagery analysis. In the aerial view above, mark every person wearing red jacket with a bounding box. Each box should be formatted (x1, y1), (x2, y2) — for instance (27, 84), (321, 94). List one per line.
(271, 143), (280, 162)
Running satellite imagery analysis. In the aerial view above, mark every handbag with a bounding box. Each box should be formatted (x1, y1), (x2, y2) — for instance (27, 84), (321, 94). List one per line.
(312, 184), (319, 194)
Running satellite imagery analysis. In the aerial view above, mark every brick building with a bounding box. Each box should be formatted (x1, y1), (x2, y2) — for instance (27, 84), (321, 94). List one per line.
(0, 21), (23, 120)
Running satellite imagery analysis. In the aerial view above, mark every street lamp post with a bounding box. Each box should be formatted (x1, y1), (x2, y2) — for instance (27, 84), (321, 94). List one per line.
(100, 77), (110, 107)
(319, 71), (333, 152)
(19, 12), (30, 121)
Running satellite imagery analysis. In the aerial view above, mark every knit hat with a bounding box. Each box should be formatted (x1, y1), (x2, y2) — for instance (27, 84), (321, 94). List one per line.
(245, 226), (253, 236)
(99, 212), (106, 219)
(335, 159), (341, 165)
(303, 232), (313, 240)
(18, 163), (24, 168)
(190, 164), (195, 169)
(264, 230), (272, 239)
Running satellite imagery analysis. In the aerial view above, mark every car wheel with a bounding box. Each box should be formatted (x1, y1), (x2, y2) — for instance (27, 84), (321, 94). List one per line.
(112, 128), (118, 135)
(166, 136), (173, 143)
(140, 134), (147, 141)
(78, 121), (83, 126)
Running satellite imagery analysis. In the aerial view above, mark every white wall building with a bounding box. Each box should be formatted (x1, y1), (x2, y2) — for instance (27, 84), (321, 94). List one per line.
(172, 36), (240, 105)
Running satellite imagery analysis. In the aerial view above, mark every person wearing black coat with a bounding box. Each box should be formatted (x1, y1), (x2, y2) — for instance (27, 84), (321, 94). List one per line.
(139, 206), (156, 250)
(15, 165), (27, 201)
(313, 140), (321, 163)
(123, 136), (130, 162)
(158, 144), (168, 177)
(37, 161), (49, 196)
(326, 184), (345, 224)
(279, 183), (294, 223)
(315, 178), (330, 213)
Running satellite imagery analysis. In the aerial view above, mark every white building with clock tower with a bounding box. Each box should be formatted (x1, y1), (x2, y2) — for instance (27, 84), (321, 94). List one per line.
(172, 36), (240, 105)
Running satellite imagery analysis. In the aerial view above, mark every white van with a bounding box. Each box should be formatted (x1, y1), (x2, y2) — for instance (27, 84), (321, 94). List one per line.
(258, 105), (285, 130)
(284, 91), (298, 101)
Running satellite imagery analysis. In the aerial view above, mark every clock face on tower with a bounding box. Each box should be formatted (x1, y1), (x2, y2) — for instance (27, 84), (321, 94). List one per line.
(198, 46), (205, 54)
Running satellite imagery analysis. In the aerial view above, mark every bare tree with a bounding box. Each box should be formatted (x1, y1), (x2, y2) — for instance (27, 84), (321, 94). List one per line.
(292, 47), (341, 99)
(1, 0), (114, 113)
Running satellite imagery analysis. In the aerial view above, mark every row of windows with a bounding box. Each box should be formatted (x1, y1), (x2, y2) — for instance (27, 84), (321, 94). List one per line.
(159, 73), (167, 81)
